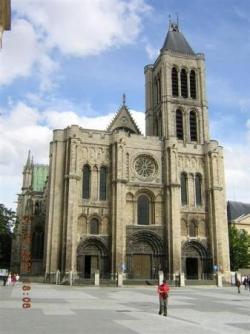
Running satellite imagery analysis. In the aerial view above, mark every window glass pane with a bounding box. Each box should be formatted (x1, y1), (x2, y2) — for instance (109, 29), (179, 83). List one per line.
(181, 69), (188, 98)
(172, 68), (178, 96)
(100, 167), (107, 200)
(190, 111), (197, 141)
(190, 70), (196, 99)
(90, 218), (99, 234)
(138, 195), (149, 225)
(181, 173), (188, 205)
(82, 165), (90, 199)
(176, 109), (183, 140)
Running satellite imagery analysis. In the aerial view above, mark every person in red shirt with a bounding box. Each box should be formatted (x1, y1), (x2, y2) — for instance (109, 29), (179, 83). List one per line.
(158, 279), (170, 316)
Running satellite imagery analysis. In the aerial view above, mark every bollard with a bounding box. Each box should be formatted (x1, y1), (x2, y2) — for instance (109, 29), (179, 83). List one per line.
(56, 270), (60, 285)
(117, 272), (123, 287)
(180, 273), (185, 287)
(216, 272), (223, 287)
(94, 270), (100, 286)
(69, 270), (73, 286)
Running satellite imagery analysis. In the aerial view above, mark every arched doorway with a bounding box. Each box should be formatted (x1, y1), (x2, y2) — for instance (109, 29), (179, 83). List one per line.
(126, 230), (165, 279)
(182, 240), (212, 279)
(77, 237), (109, 278)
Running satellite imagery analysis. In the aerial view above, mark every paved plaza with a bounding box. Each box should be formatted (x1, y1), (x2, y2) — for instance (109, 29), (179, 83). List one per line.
(1, 283), (250, 334)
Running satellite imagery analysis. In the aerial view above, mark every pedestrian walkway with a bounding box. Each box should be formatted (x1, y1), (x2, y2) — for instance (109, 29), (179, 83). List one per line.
(1, 283), (250, 334)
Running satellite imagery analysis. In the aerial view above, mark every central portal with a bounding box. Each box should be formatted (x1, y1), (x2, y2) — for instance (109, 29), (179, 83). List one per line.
(132, 254), (151, 278)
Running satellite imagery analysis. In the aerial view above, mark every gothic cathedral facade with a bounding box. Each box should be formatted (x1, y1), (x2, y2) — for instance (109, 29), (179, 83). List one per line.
(13, 22), (230, 281)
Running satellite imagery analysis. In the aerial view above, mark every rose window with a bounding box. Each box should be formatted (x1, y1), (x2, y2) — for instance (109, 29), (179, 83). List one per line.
(134, 155), (157, 179)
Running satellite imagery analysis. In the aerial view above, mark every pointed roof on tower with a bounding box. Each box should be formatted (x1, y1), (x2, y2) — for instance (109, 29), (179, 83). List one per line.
(107, 94), (141, 135)
(161, 20), (195, 55)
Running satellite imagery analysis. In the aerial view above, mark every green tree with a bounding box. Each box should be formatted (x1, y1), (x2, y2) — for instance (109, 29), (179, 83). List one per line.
(229, 225), (250, 271)
(0, 204), (17, 268)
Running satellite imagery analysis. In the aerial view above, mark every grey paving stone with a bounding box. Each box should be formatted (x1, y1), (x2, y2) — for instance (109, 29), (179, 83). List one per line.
(0, 284), (250, 334)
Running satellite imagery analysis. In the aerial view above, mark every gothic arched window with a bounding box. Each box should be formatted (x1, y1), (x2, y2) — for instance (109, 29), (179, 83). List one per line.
(190, 70), (196, 99)
(172, 67), (179, 96)
(181, 172), (188, 206)
(90, 218), (99, 235)
(189, 221), (197, 237)
(181, 69), (188, 98)
(100, 166), (107, 200)
(189, 111), (197, 141)
(137, 195), (150, 225)
(82, 164), (91, 199)
(176, 109), (184, 140)
(195, 174), (202, 206)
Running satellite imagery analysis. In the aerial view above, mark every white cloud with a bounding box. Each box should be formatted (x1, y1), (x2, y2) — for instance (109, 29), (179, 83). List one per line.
(14, 0), (151, 56)
(0, 19), (39, 84)
(145, 42), (159, 60)
(224, 146), (250, 203)
(0, 18), (59, 88)
(239, 98), (250, 114)
(0, 102), (52, 210)
(0, 0), (150, 88)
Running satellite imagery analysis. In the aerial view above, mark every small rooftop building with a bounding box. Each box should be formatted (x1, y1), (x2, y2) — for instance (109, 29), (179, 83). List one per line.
(227, 201), (250, 234)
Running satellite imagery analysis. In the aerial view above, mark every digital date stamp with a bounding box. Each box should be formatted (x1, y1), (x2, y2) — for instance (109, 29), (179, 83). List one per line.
(22, 279), (31, 309)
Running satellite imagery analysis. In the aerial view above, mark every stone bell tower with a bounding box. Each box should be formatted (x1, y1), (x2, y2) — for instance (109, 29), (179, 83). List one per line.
(145, 21), (209, 144)
(145, 20), (230, 279)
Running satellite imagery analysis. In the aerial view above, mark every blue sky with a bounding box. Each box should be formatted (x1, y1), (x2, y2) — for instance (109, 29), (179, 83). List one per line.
(0, 0), (250, 210)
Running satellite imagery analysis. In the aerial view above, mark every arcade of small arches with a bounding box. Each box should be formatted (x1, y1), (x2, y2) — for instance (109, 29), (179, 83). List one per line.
(181, 219), (207, 238)
(77, 215), (109, 236)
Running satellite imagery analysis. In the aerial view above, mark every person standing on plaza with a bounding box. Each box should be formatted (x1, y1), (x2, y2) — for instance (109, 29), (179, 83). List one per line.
(6, 274), (11, 286)
(247, 276), (250, 291)
(243, 277), (247, 290)
(158, 279), (170, 316)
(236, 279), (241, 293)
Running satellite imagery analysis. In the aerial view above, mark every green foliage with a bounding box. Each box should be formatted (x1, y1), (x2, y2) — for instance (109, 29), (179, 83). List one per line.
(229, 225), (250, 271)
(0, 204), (16, 235)
(0, 204), (17, 268)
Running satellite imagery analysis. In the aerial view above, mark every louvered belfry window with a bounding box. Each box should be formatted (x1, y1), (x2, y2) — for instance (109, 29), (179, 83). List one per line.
(190, 70), (196, 99)
(100, 166), (107, 200)
(190, 111), (197, 141)
(172, 67), (179, 96)
(82, 164), (91, 199)
(181, 69), (188, 98)
(138, 195), (149, 225)
(176, 109), (184, 140)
